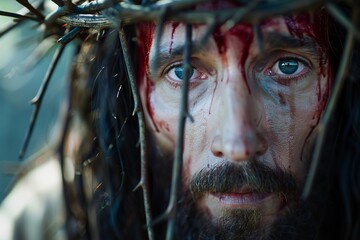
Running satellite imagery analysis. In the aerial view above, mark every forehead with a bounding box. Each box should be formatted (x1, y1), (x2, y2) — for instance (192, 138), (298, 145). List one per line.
(154, 14), (317, 52)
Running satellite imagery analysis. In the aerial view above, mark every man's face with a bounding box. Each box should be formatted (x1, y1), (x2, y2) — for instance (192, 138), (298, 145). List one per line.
(138, 7), (330, 239)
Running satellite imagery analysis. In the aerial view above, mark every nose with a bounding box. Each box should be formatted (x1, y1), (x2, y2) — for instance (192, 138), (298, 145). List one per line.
(210, 75), (267, 162)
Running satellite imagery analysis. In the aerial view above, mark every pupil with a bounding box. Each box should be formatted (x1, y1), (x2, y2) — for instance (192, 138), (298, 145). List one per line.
(174, 67), (194, 80)
(279, 60), (299, 75)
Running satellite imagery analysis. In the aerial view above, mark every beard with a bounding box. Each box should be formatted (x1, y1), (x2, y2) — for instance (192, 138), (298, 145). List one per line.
(171, 161), (324, 240)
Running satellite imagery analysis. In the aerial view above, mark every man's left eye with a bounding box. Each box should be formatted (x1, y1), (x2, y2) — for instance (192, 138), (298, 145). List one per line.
(271, 58), (306, 76)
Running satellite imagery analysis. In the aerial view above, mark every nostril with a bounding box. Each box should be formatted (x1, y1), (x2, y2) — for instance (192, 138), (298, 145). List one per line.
(211, 135), (223, 157)
(213, 150), (223, 157)
(255, 135), (268, 156)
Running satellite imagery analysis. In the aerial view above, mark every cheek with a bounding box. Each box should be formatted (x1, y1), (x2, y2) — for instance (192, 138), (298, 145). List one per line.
(140, 76), (178, 152)
(258, 68), (330, 173)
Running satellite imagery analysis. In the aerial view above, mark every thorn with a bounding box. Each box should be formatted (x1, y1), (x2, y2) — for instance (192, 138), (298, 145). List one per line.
(150, 210), (171, 227)
(186, 111), (194, 123)
(51, 0), (65, 7)
(30, 96), (39, 105)
(132, 180), (143, 192)
(132, 105), (140, 116)
(57, 27), (82, 45)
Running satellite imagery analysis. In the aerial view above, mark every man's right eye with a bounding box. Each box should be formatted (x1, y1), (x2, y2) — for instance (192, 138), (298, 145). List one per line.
(165, 64), (208, 87)
(172, 66), (195, 80)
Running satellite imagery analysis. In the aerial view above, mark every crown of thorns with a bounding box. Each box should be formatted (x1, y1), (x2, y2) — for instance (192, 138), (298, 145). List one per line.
(1, 1), (359, 240)
(2, 0), (358, 43)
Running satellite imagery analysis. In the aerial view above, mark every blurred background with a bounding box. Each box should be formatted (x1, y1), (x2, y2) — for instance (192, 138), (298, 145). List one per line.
(0, 1), (74, 201)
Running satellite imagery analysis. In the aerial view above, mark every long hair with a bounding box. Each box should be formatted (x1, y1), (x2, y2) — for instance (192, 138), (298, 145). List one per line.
(318, 10), (360, 239)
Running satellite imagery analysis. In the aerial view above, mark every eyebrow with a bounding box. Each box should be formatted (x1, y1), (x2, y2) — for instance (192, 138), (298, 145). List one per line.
(148, 32), (321, 78)
(148, 42), (203, 77)
(262, 32), (320, 55)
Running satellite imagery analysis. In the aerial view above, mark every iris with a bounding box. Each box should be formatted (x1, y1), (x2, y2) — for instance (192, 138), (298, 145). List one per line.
(278, 59), (299, 75)
(174, 67), (194, 80)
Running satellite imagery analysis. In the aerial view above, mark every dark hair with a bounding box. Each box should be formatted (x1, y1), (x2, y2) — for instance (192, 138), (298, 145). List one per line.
(318, 11), (360, 239)
(72, 27), (146, 239)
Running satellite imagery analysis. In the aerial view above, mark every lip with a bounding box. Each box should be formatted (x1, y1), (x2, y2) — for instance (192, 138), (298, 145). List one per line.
(211, 192), (273, 207)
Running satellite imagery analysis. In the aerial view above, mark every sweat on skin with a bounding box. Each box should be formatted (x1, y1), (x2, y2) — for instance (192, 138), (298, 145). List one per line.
(136, 7), (331, 239)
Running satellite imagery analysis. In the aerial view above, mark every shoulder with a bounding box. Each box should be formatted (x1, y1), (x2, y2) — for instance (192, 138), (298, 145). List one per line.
(0, 153), (66, 240)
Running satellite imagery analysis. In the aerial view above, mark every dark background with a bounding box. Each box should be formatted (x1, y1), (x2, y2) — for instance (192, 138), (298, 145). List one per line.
(0, 1), (74, 201)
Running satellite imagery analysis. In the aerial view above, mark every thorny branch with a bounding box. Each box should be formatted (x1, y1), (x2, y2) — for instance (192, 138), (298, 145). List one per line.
(0, 0), (359, 240)
(0, 1), (43, 37)
(118, 27), (155, 240)
(327, 2), (360, 40)
(19, 44), (66, 159)
(0, 10), (41, 22)
(16, 0), (45, 20)
(165, 24), (192, 240)
(56, 0), (322, 27)
(302, 8), (360, 199)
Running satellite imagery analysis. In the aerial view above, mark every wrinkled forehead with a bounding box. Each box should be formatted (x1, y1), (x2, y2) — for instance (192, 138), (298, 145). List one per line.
(139, 12), (323, 51)
(157, 17), (289, 48)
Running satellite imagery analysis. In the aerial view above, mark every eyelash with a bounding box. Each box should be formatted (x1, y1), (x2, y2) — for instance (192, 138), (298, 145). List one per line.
(263, 56), (312, 85)
(161, 55), (311, 89)
(163, 62), (208, 88)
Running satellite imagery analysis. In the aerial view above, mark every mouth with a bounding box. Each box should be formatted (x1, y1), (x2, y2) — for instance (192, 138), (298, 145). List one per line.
(211, 191), (273, 207)
(203, 190), (285, 218)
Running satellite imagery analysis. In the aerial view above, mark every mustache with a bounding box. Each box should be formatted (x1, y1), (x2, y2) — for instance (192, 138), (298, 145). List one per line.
(189, 161), (299, 198)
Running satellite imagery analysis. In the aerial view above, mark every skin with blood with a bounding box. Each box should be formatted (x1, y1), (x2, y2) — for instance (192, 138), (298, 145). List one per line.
(137, 8), (331, 227)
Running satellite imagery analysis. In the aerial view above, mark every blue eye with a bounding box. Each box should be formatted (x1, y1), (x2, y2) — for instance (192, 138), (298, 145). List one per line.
(271, 58), (306, 77)
(174, 66), (195, 80)
(165, 65), (207, 85)
(278, 59), (299, 75)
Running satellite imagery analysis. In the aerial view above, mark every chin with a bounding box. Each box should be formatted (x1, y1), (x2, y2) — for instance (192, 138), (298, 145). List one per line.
(175, 189), (323, 240)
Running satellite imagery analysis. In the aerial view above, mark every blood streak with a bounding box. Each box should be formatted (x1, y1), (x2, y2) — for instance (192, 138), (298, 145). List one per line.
(278, 92), (286, 105)
(284, 14), (315, 41)
(213, 28), (227, 55)
(169, 22), (180, 54)
(212, 24), (253, 94)
(136, 23), (155, 79)
(317, 74), (321, 102)
(230, 24), (253, 94)
(137, 23), (160, 132)
(145, 78), (159, 132)
(284, 10), (330, 104)
(158, 120), (170, 132)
